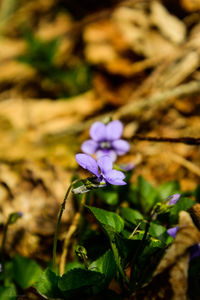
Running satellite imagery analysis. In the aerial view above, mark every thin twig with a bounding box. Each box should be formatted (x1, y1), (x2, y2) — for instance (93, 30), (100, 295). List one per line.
(47, 80), (200, 138)
(167, 152), (200, 177)
(116, 80), (200, 118)
(128, 221), (142, 239)
(59, 193), (87, 275)
(131, 135), (200, 145)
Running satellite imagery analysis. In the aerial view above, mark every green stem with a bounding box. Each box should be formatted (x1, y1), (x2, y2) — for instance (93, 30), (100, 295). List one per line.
(129, 220), (150, 289)
(110, 242), (130, 288)
(0, 220), (9, 273)
(52, 179), (79, 271)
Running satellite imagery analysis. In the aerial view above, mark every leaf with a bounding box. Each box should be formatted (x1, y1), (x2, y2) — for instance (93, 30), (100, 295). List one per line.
(170, 197), (194, 223)
(34, 268), (61, 299)
(86, 205), (124, 233)
(138, 176), (159, 214)
(97, 190), (119, 206)
(58, 268), (104, 298)
(128, 184), (140, 206)
(65, 261), (85, 272)
(157, 181), (180, 201)
(149, 222), (166, 238)
(134, 211), (200, 299)
(149, 222), (172, 245)
(0, 284), (17, 300)
(194, 184), (200, 203)
(119, 207), (143, 225)
(13, 254), (42, 289)
(89, 250), (117, 285)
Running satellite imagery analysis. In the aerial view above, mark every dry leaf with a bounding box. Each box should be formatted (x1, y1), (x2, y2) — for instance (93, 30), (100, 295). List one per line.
(133, 211), (200, 300)
(151, 1), (186, 44)
(181, 0), (200, 12)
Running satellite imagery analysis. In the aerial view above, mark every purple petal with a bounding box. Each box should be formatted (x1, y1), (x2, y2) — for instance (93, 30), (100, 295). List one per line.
(119, 163), (135, 171)
(97, 156), (113, 175)
(106, 120), (123, 141)
(75, 154), (99, 177)
(167, 226), (178, 239)
(105, 169), (126, 185)
(90, 122), (107, 142)
(112, 139), (130, 155)
(190, 244), (200, 260)
(96, 149), (117, 162)
(81, 139), (98, 155)
(167, 193), (181, 205)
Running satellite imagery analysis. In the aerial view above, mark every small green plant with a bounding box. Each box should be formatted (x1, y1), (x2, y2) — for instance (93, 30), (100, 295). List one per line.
(18, 32), (91, 98)
(0, 119), (199, 299)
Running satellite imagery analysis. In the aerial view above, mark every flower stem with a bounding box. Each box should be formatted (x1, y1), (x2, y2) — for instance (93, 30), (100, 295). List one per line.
(52, 179), (79, 271)
(59, 193), (87, 275)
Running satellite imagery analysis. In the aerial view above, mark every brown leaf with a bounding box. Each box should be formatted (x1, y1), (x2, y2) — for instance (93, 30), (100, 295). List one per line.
(133, 211), (200, 300)
(150, 1), (186, 44)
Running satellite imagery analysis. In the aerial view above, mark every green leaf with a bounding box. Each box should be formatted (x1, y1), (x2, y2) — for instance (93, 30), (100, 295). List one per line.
(58, 268), (104, 297)
(170, 197), (194, 224)
(86, 205), (124, 233)
(119, 207), (143, 225)
(138, 176), (158, 214)
(128, 184), (140, 206)
(149, 222), (166, 238)
(89, 250), (117, 285)
(131, 238), (165, 286)
(157, 181), (180, 201)
(149, 222), (172, 244)
(0, 284), (17, 300)
(98, 190), (119, 206)
(194, 185), (200, 203)
(34, 268), (61, 299)
(13, 254), (42, 289)
(65, 261), (85, 272)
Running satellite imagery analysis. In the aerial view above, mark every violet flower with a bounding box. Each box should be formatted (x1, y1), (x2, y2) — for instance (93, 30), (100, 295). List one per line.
(167, 226), (200, 260)
(81, 120), (130, 162)
(75, 153), (126, 186)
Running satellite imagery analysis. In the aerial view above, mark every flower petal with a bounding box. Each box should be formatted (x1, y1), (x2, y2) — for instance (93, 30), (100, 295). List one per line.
(112, 139), (130, 155)
(75, 154), (99, 177)
(167, 226), (178, 238)
(97, 155), (113, 175)
(104, 169), (126, 185)
(118, 163), (135, 171)
(167, 193), (181, 205)
(106, 120), (123, 141)
(90, 122), (106, 142)
(81, 139), (98, 155)
(96, 149), (117, 162)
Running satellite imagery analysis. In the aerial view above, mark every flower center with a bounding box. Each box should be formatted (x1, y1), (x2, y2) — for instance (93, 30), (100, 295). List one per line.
(100, 141), (111, 149)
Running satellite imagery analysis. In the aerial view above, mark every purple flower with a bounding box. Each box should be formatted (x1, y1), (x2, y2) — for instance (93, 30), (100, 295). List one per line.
(75, 153), (126, 186)
(167, 193), (181, 205)
(81, 120), (130, 162)
(167, 226), (178, 239)
(167, 226), (200, 260)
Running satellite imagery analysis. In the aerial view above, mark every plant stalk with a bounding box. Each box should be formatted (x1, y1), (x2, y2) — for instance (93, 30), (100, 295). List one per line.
(52, 179), (79, 271)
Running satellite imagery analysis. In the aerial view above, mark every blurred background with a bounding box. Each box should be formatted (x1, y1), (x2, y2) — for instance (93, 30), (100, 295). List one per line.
(0, 0), (200, 259)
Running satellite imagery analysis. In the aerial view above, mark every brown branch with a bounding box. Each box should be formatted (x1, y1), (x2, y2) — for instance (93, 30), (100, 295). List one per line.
(131, 135), (200, 145)
(115, 80), (200, 118)
(46, 80), (200, 139)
